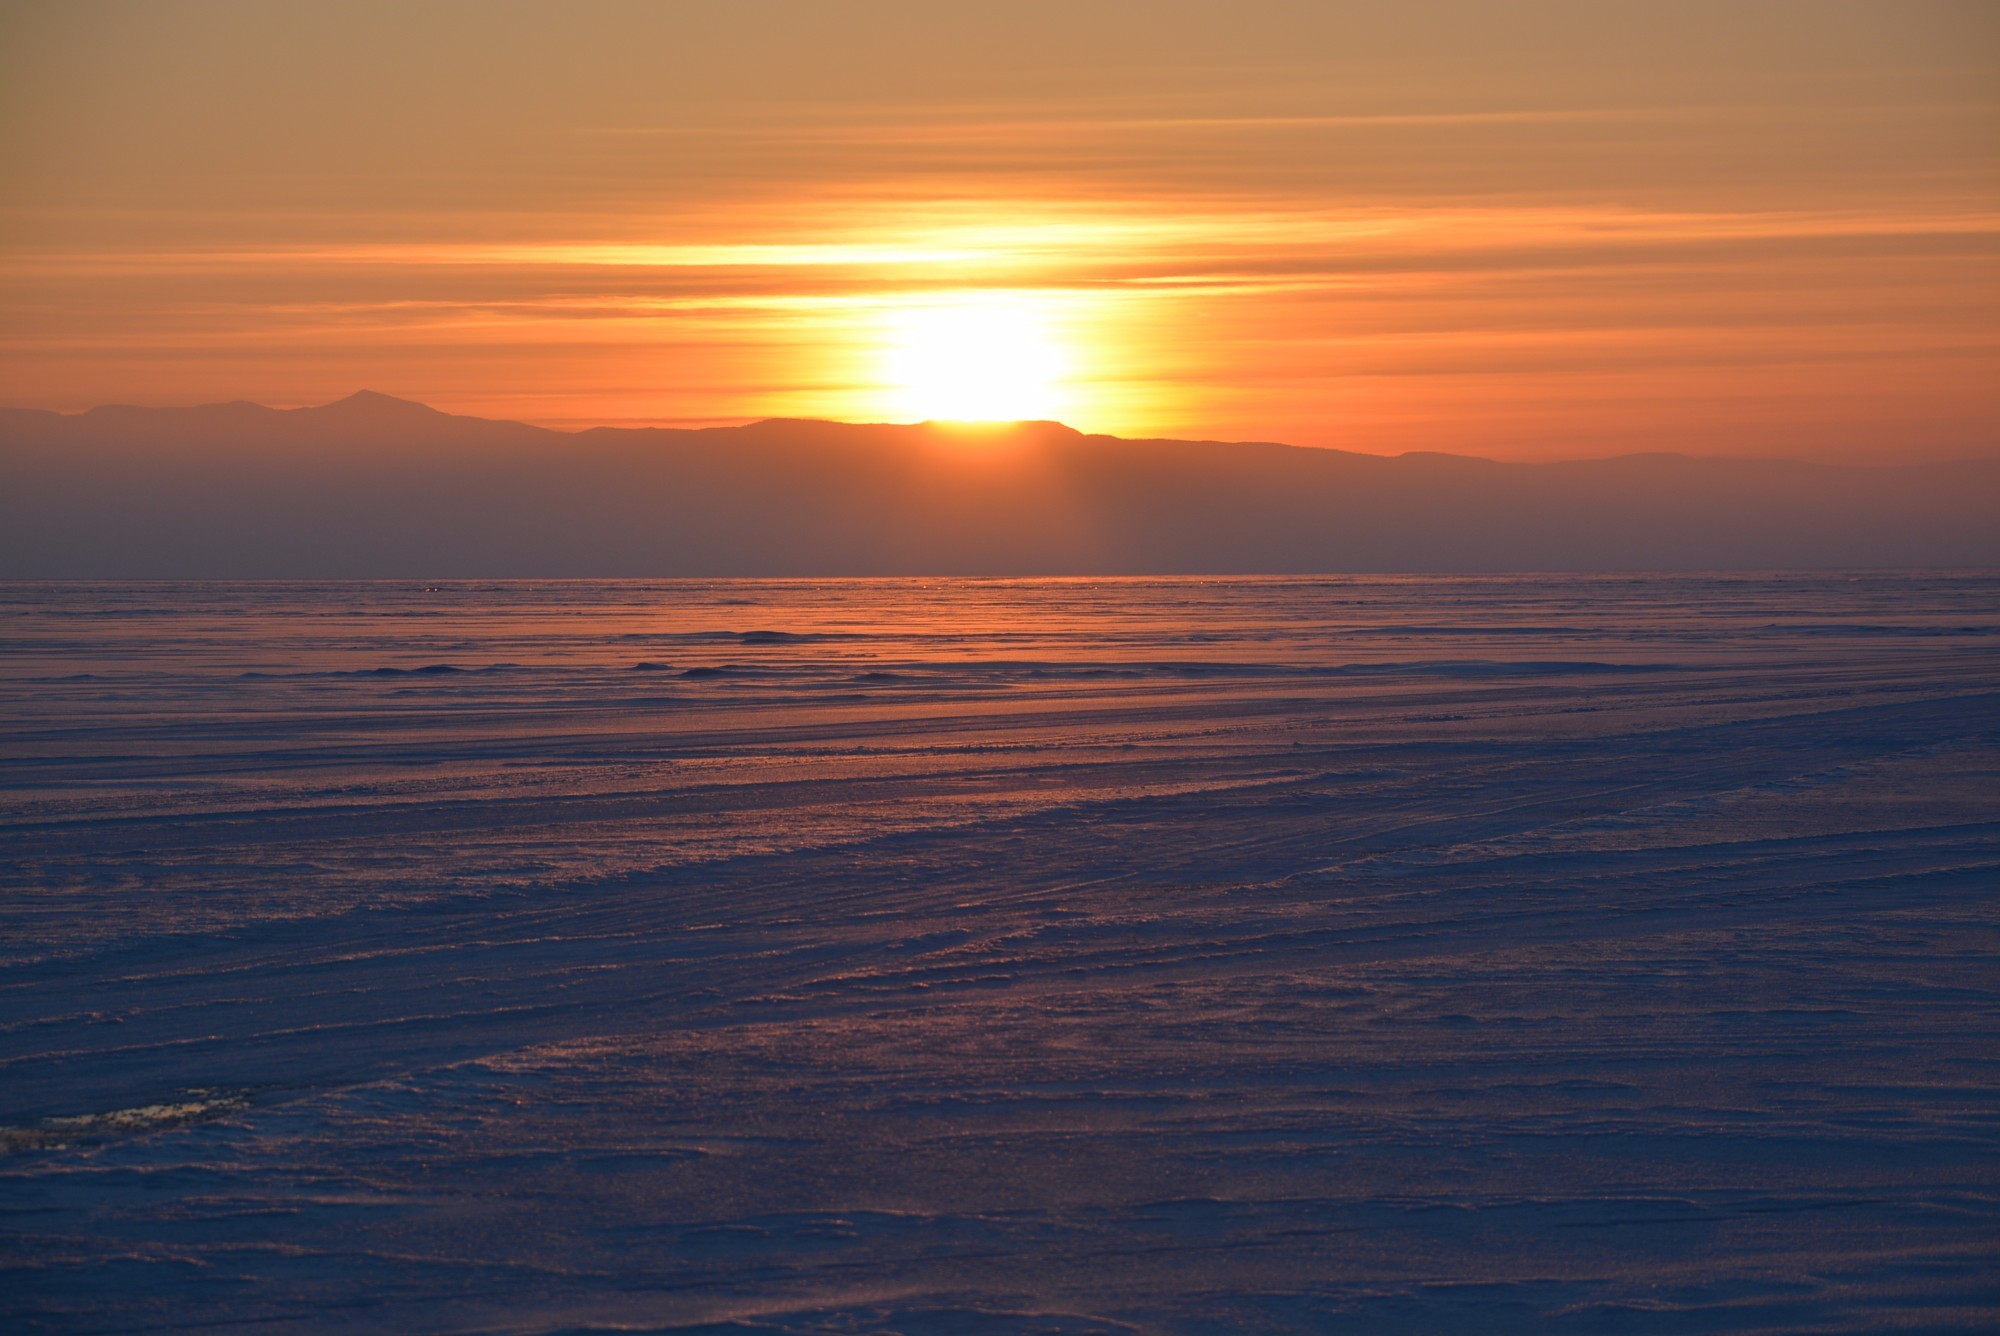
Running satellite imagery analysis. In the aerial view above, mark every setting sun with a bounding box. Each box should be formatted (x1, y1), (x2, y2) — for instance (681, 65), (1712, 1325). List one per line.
(884, 296), (1072, 423)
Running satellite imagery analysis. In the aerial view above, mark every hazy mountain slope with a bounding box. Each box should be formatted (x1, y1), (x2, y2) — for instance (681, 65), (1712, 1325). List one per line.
(1, 392), (1993, 575)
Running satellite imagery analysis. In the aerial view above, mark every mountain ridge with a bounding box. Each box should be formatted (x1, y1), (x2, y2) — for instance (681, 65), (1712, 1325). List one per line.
(3, 394), (1994, 576)
(17, 390), (1975, 469)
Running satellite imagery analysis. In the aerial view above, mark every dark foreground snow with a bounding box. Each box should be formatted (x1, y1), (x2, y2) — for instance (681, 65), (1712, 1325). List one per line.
(1, 575), (1996, 1333)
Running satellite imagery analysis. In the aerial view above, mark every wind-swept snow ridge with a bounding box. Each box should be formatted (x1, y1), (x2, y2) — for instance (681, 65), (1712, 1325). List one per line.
(1, 573), (1996, 1332)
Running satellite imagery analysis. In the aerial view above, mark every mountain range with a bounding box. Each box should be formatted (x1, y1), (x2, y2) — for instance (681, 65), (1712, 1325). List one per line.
(2, 392), (1993, 576)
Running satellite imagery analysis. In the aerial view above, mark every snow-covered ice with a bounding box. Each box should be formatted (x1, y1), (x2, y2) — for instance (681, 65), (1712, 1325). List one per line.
(1, 574), (1995, 1332)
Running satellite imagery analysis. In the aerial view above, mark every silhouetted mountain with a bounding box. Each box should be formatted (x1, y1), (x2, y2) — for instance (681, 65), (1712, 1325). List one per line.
(1, 395), (1993, 575)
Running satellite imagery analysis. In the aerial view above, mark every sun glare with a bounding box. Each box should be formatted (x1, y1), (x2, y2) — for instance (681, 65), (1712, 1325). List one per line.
(884, 297), (1071, 423)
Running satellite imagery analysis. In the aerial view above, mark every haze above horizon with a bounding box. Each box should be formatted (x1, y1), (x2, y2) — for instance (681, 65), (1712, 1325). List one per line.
(2, 1), (1996, 462)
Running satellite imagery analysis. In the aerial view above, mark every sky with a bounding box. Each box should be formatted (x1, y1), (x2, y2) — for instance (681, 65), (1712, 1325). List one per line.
(1, 0), (1995, 460)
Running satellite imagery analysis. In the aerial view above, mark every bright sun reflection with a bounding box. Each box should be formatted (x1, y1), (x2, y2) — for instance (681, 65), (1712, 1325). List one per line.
(884, 296), (1071, 422)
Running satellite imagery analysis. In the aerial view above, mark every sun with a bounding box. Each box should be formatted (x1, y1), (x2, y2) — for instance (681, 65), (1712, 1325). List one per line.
(884, 296), (1071, 423)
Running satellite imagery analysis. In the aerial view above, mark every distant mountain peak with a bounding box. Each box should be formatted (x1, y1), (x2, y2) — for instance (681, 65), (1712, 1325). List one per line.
(310, 390), (444, 417)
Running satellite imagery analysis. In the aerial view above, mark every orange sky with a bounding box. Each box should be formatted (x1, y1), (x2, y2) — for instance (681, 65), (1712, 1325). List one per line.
(2, 0), (1996, 460)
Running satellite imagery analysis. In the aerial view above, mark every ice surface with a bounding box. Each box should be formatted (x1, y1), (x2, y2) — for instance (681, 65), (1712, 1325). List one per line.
(1, 574), (1995, 1332)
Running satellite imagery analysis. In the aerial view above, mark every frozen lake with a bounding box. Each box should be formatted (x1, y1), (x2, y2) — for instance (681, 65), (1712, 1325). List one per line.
(2, 575), (1996, 1332)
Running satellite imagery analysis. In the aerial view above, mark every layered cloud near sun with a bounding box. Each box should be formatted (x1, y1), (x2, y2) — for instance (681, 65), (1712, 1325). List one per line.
(1, 1), (1995, 459)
